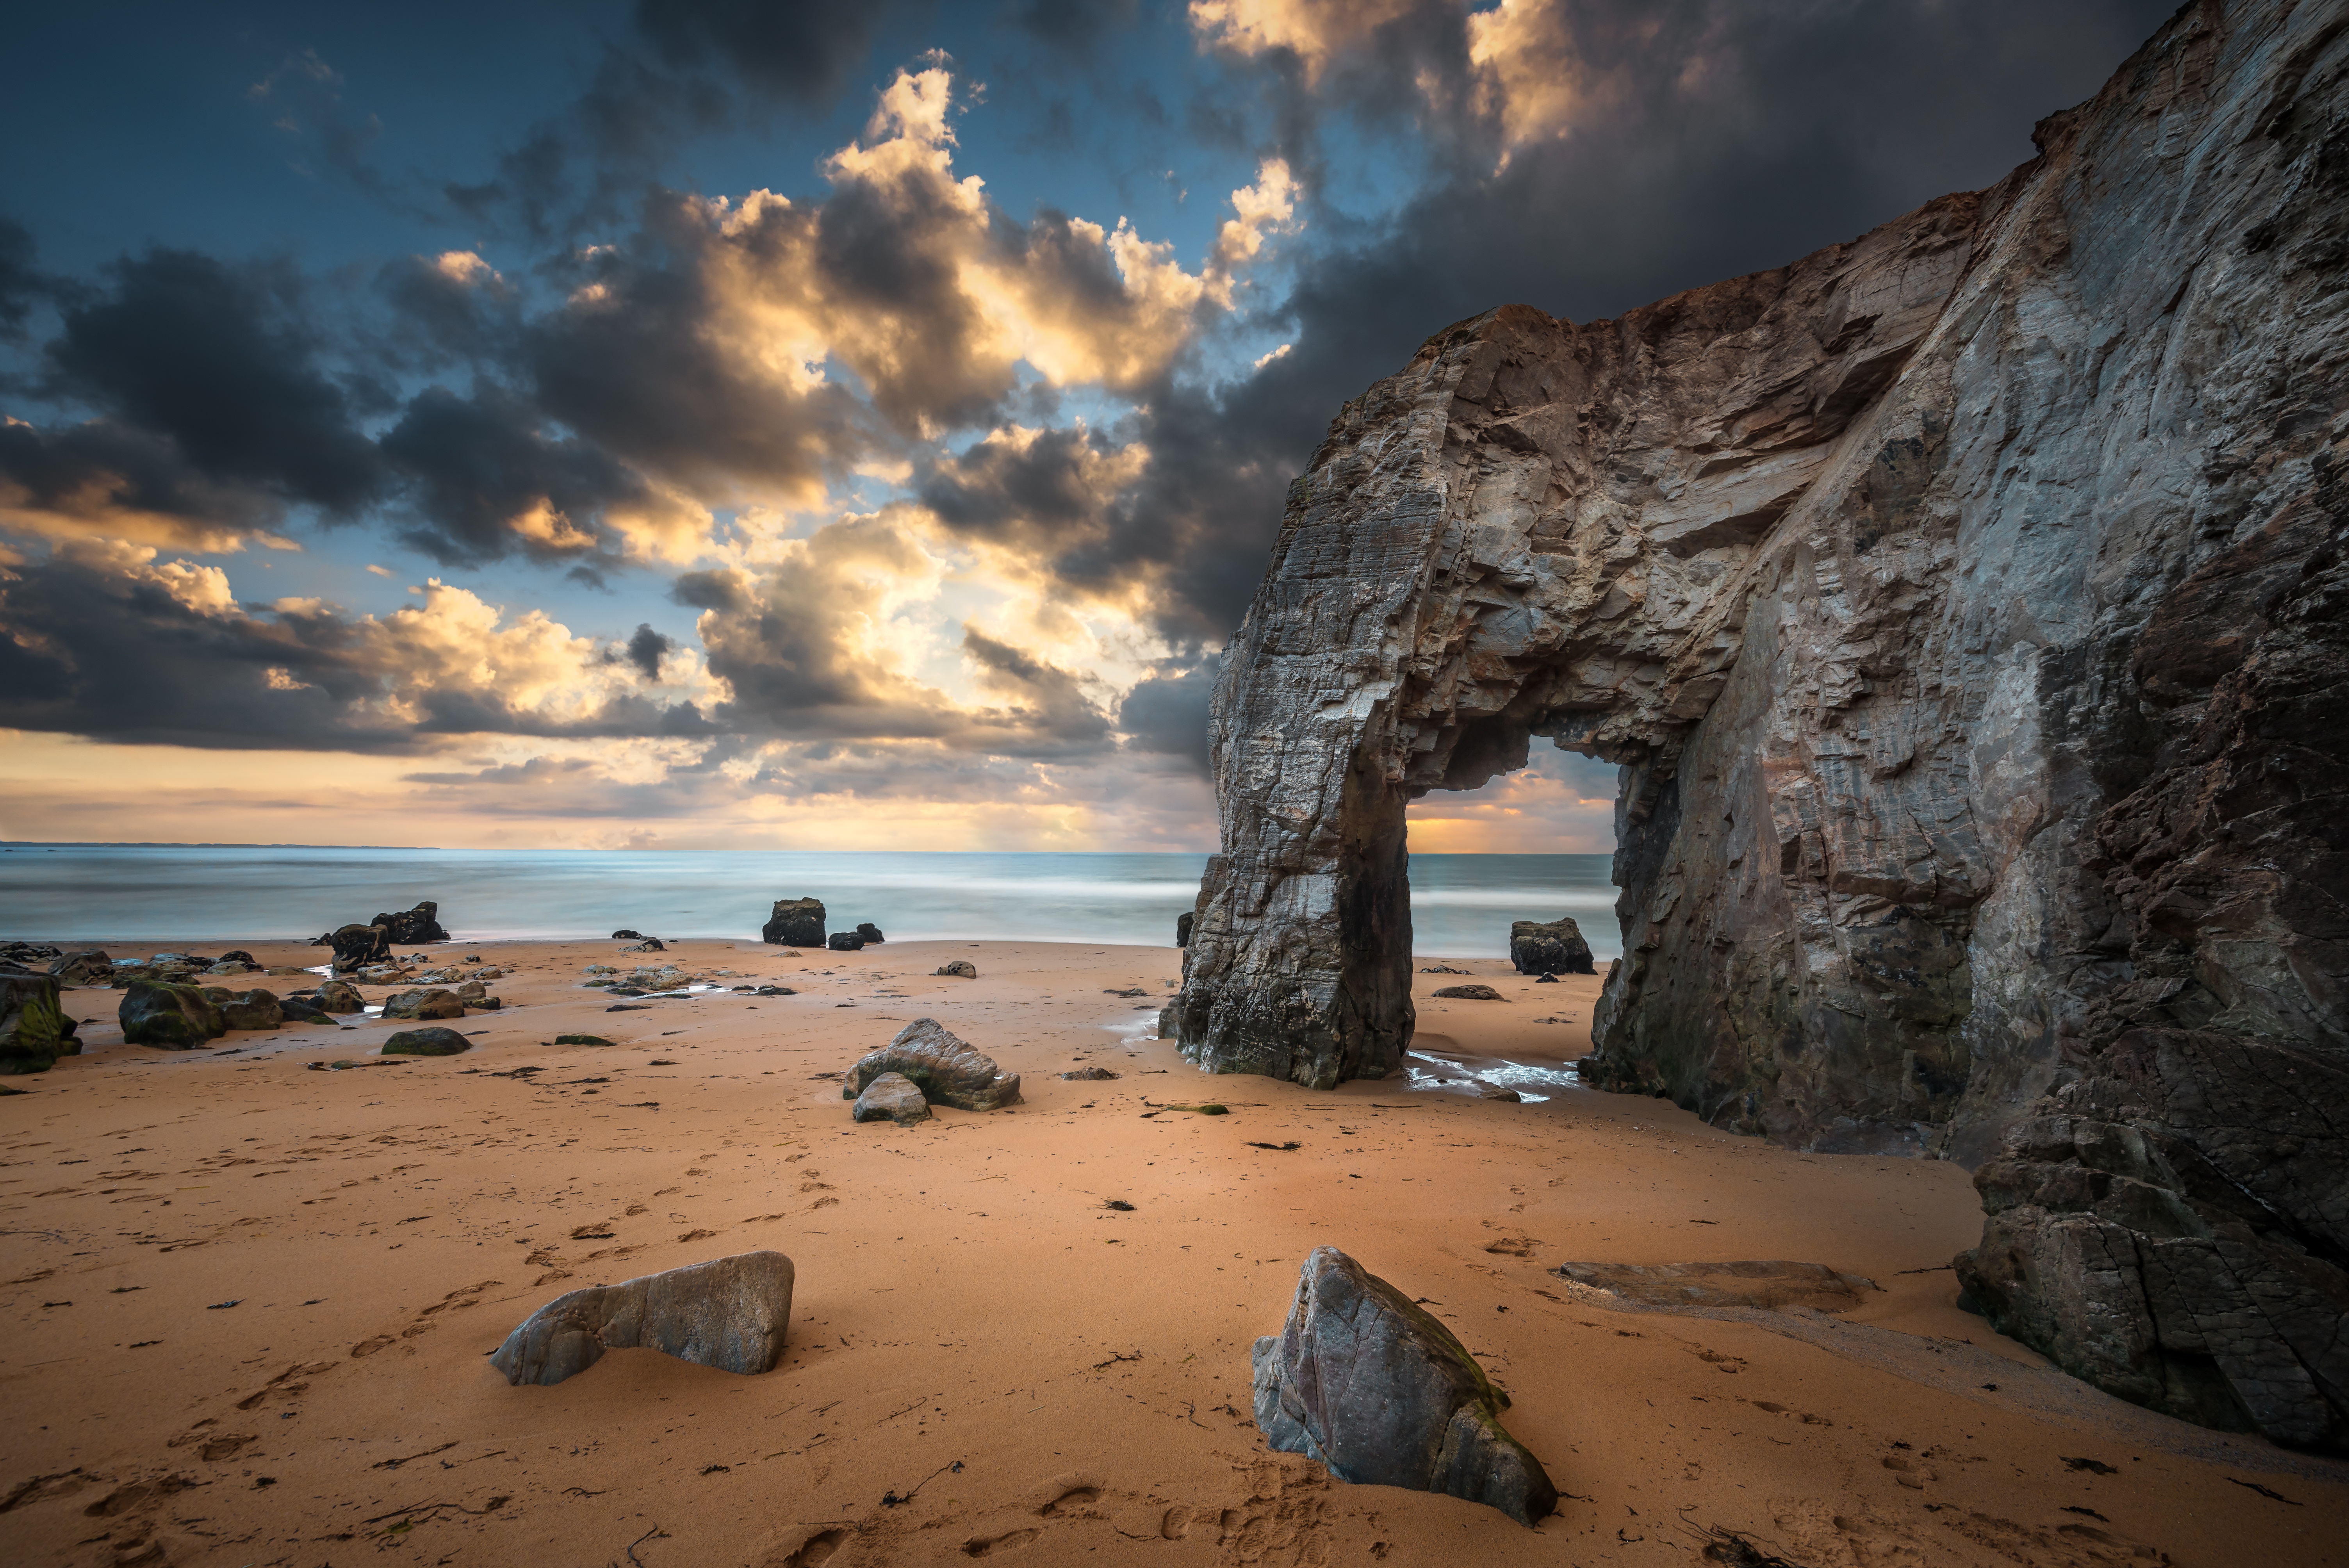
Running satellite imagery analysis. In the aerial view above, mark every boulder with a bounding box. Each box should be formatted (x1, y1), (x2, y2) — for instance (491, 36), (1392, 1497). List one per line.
(218, 950), (255, 964)
(383, 987), (464, 1021)
(826, 931), (864, 951)
(761, 897), (825, 947)
(489, 1250), (795, 1387)
(48, 949), (113, 987)
(1508, 918), (1595, 977)
(854, 922), (885, 944)
(842, 1018), (1021, 1111)
(1252, 1246), (1556, 1526)
(371, 902), (449, 943)
(312, 979), (365, 1014)
(219, 989), (283, 1031)
(1431, 984), (1504, 1001)
(119, 982), (226, 1049)
(934, 960), (978, 979)
(0, 964), (81, 1074)
(1176, 911), (1194, 948)
(382, 1027), (472, 1056)
(329, 923), (390, 971)
(852, 1071), (932, 1124)
(280, 994), (330, 1023)
(611, 929), (645, 940)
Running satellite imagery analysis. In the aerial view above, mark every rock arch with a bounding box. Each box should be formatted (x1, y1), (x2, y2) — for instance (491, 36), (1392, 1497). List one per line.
(1171, 0), (2348, 1450)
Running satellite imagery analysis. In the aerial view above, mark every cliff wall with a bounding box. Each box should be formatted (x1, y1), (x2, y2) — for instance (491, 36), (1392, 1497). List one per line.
(1173, 0), (2348, 1448)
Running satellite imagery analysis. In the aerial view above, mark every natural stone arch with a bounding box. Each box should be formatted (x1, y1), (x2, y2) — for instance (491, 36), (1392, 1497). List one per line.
(1170, 0), (2349, 1452)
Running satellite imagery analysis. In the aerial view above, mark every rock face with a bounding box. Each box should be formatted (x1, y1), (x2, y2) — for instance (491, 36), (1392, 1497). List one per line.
(119, 982), (226, 1048)
(0, 964), (80, 1074)
(762, 898), (825, 947)
(1509, 919), (1593, 976)
(490, 1251), (795, 1387)
(843, 1019), (1021, 1111)
(1173, 1), (2348, 1448)
(852, 1071), (932, 1124)
(1252, 1246), (1556, 1526)
(372, 902), (448, 943)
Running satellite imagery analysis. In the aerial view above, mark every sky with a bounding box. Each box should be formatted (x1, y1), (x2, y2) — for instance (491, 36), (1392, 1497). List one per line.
(0, 0), (2178, 852)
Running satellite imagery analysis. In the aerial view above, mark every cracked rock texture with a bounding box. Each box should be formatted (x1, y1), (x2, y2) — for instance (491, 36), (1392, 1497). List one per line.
(1177, 0), (2347, 1448)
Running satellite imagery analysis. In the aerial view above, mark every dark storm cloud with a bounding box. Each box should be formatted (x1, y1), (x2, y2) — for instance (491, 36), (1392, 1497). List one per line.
(632, 0), (903, 102)
(377, 383), (651, 566)
(0, 217), (49, 341)
(918, 423), (1117, 545)
(1009, 0), (1142, 52)
(961, 626), (1112, 750)
(624, 622), (676, 679)
(1116, 654), (1219, 774)
(39, 249), (385, 515)
(0, 544), (713, 752)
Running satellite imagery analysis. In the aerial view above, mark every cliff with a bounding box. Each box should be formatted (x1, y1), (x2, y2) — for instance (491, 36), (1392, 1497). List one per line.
(1172, 0), (2348, 1449)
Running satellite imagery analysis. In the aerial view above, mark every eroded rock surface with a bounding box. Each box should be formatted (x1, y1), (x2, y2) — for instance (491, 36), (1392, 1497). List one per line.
(1252, 1246), (1556, 1526)
(490, 1251), (795, 1387)
(1509, 919), (1593, 976)
(843, 1018), (1021, 1110)
(0, 964), (80, 1074)
(1176, 0), (2347, 1448)
(119, 982), (225, 1049)
(762, 897), (825, 947)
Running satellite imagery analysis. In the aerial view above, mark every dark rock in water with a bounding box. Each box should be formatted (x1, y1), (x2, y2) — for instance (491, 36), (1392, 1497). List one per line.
(120, 982), (226, 1049)
(219, 989), (284, 1031)
(371, 902), (448, 944)
(627, 937), (666, 953)
(1253, 1246), (1556, 1526)
(382, 1027), (471, 1056)
(217, 950), (255, 964)
(852, 1071), (931, 1124)
(312, 979), (364, 1014)
(934, 960), (978, 979)
(1554, 1259), (1876, 1313)
(329, 923), (390, 972)
(490, 1250), (795, 1388)
(826, 932), (865, 951)
(1061, 1066), (1119, 1081)
(854, 922), (884, 944)
(383, 987), (464, 1020)
(842, 1018), (1021, 1111)
(1431, 984), (1504, 1001)
(0, 964), (81, 1074)
(611, 929), (645, 941)
(762, 897), (825, 947)
(48, 949), (113, 986)
(1508, 918), (1594, 978)
(1176, 911), (1193, 948)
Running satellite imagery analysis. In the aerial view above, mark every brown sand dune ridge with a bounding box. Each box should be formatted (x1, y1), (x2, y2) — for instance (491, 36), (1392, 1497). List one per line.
(1, 938), (2342, 1566)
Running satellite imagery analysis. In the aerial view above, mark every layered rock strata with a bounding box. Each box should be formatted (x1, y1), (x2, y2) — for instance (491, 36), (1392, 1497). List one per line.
(1175, 0), (2347, 1447)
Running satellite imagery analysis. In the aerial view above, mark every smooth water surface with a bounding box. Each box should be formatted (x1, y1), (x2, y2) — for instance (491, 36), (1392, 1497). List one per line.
(0, 846), (1619, 959)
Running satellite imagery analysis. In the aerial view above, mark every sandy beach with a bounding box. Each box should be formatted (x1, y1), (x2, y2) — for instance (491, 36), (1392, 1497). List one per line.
(3, 937), (2342, 1568)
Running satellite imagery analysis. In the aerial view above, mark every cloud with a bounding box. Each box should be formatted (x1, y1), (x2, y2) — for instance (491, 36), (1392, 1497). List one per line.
(622, 622), (675, 680)
(0, 540), (712, 751)
(1117, 654), (1219, 773)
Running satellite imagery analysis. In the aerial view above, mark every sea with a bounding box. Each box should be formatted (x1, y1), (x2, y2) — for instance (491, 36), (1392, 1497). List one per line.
(0, 846), (1621, 960)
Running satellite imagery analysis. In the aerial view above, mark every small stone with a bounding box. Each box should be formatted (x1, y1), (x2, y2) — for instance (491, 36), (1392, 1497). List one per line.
(383, 987), (464, 1020)
(1534, 973), (1558, 984)
(935, 960), (978, 978)
(1061, 1066), (1120, 1080)
(381, 1028), (472, 1056)
(554, 1033), (615, 1047)
(852, 1071), (931, 1124)
(489, 1251), (795, 1387)
(1430, 984), (1504, 1001)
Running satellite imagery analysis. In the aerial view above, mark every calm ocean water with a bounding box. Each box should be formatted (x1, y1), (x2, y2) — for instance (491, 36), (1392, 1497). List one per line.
(0, 846), (1621, 959)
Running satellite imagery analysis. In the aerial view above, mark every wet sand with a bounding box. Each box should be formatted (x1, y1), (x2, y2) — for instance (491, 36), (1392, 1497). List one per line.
(2, 938), (2342, 1567)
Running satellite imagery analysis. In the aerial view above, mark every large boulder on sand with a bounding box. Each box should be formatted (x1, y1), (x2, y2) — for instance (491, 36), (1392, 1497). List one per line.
(383, 987), (464, 1020)
(48, 950), (113, 987)
(1252, 1245), (1557, 1527)
(852, 1071), (931, 1124)
(383, 1027), (472, 1056)
(827, 931), (865, 951)
(372, 902), (449, 943)
(934, 960), (978, 978)
(1509, 917), (1594, 976)
(761, 897), (825, 947)
(120, 981), (226, 1048)
(218, 989), (284, 1030)
(312, 979), (365, 1014)
(1, 964), (81, 1074)
(329, 923), (390, 971)
(842, 1018), (1021, 1110)
(490, 1251), (796, 1387)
